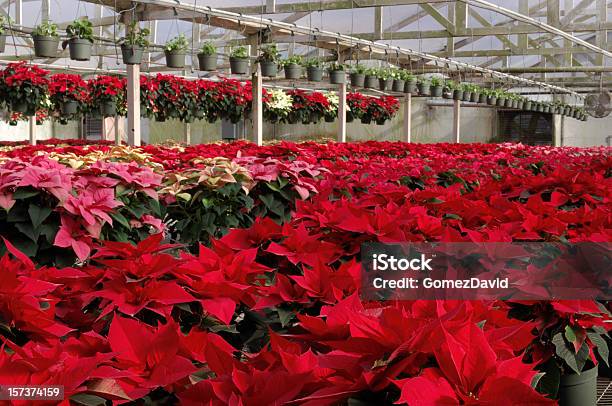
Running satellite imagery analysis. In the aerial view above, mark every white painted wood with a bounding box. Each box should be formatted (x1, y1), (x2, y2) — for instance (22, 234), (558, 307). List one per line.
(453, 99), (461, 143)
(127, 63), (141, 146)
(28, 116), (35, 145)
(337, 83), (347, 143)
(252, 64), (263, 146)
(404, 93), (412, 143)
(184, 123), (191, 144)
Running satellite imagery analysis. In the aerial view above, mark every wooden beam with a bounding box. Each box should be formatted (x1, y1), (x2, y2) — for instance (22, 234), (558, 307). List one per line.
(421, 4), (454, 32)
(374, 6), (383, 40)
(220, 0), (448, 14)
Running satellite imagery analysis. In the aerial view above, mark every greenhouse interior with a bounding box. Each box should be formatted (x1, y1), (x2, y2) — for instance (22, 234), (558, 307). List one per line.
(0, 0), (610, 405)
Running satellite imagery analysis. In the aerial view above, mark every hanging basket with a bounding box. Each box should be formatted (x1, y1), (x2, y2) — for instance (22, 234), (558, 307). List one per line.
(0, 34), (6, 53)
(470, 92), (479, 103)
(350, 73), (365, 87)
(324, 115), (335, 123)
(496, 98), (506, 107)
(346, 111), (355, 123)
(487, 96), (497, 105)
(329, 70), (346, 85)
(405, 80), (417, 94)
(284, 64), (302, 80)
(33, 35), (59, 58)
(431, 85), (443, 98)
(392, 79), (405, 93)
(365, 75), (378, 89)
(306, 66), (323, 82)
(462, 91), (472, 102)
(165, 50), (186, 69)
(376, 118), (386, 125)
(478, 93), (487, 104)
(99, 101), (117, 117)
(361, 116), (372, 124)
(121, 45), (144, 65)
(524, 101), (532, 110)
(197, 53), (217, 71)
(259, 60), (278, 77)
(230, 57), (249, 75)
(418, 83), (431, 96)
(61, 100), (79, 116)
(68, 38), (92, 61)
(452, 90), (463, 100)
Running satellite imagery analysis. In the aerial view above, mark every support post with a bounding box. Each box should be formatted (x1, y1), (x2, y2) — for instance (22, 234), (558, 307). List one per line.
(114, 116), (121, 146)
(453, 99), (461, 143)
(337, 83), (347, 143)
(184, 123), (191, 145)
(127, 63), (141, 146)
(404, 93), (412, 142)
(28, 116), (36, 145)
(252, 63), (263, 146)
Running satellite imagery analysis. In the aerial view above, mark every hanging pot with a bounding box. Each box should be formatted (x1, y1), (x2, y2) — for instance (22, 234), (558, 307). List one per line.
(68, 38), (92, 61)
(325, 115), (335, 123)
(524, 101), (532, 110)
(470, 92), (479, 103)
(121, 45), (144, 65)
(350, 73), (365, 87)
(496, 98), (506, 107)
(512, 100), (519, 109)
(453, 90), (464, 100)
(165, 50), (186, 69)
(301, 116), (311, 125)
(284, 64), (302, 80)
(505, 99), (513, 108)
(559, 365), (597, 406)
(11, 101), (29, 114)
(194, 109), (206, 119)
(61, 100), (79, 115)
(306, 66), (323, 82)
(392, 79), (405, 93)
(310, 111), (322, 123)
(478, 93), (487, 104)
(517, 101), (525, 110)
(365, 75), (378, 89)
(230, 57), (249, 75)
(100, 101), (117, 117)
(487, 96), (497, 105)
(287, 114), (298, 124)
(361, 116), (372, 124)
(259, 60), (278, 77)
(198, 53), (217, 71)
(405, 80), (417, 94)
(462, 91), (472, 102)
(346, 111), (355, 122)
(0, 34), (6, 53)
(33, 35), (59, 58)
(378, 78), (389, 91)
(376, 118), (386, 125)
(418, 83), (431, 96)
(329, 70), (346, 85)
(564, 106), (572, 115)
(431, 85), (443, 98)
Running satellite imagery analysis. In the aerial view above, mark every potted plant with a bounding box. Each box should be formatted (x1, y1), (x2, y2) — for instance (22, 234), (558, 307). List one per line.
(364, 68), (378, 89)
(350, 64), (366, 87)
(282, 56), (302, 80)
(0, 15), (9, 53)
(478, 88), (487, 104)
(430, 76), (443, 97)
(417, 77), (431, 96)
(377, 68), (393, 91)
(485, 89), (497, 105)
(403, 71), (417, 94)
(48, 73), (89, 116)
(328, 62), (346, 85)
(447, 81), (463, 100)
(257, 43), (280, 77)
(88, 75), (125, 117)
(0, 62), (49, 115)
(118, 21), (150, 65)
(496, 90), (507, 107)
(524, 99), (533, 110)
(469, 84), (481, 103)
(303, 59), (323, 82)
(459, 83), (472, 102)
(229, 46), (249, 75)
(197, 41), (217, 71)
(64, 18), (94, 61)
(164, 34), (189, 69)
(32, 21), (59, 58)
(392, 69), (405, 93)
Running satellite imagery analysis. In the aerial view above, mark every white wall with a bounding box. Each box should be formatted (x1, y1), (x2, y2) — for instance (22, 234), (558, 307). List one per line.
(558, 114), (611, 147)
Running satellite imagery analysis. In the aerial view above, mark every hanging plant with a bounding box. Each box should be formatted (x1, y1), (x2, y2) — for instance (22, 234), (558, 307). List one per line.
(0, 15), (10, 53)
(364, 68), (378, 89)
(88, 75), (126, 117)
(118, 21), (150, 65)
(327, 62), (346, 85)
(263, 88), (293, 123)
(31, 21), (60, 58)
(281, 56), (302, 80)
(197, 41), (217, 71)
(164, 34), (189, 69)
(429, 76), (444, 98)
(417, 76), (431, 96)
(0, 62), (50, 115)
(350, 64), (366, 87)
(48, 73), (90, 117)
(302, 58), (323, 82)
(257, 43), (280, 77)
(64, 18), (94, 61)
(229, 46), (249, 75)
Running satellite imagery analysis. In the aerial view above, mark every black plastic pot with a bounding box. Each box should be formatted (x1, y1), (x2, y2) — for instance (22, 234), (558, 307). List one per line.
(524, 101), (532, 110)
(350, 73), (365, 87)
(559, 365), (597, 406)
(11, 101), (29, 114)
(329, 70), (346, 84)
(198, 53), (217, 71)
(365, 75), (378, 89)
(405, 80), (417, 94)
(505, 99), (513, 108)
(310, 112), (322, 123)
(165, 50), (186, 69)
(306, 66), (323, 82)
(61, 100), (79, 115)
(453, 90), (464, 100)
(361, 116), (372, 124)
(346, 111), (355, 123)
(462, 91), (472, 102)
(487, 96), (497, 105)
(376, 118), (386, 125)
(0, 35), (6, 53)
(564, 106), (572, 115)
(121, 45), (144, 65)
(284, 64), (301, 80)
(230, 57), (249, 75)
(496, 98), (506, 107)
(517, 101), (524, 110)
(378, 78), (393, 91)
(33, 35), (59, 58)
(259, 60), (278, 77)
(68, 38), (92, 61)
(325, 115), (335, 123)
(478, 93), (487, 104)
(100, 101), (117, 117)
(431, 85), (443, 98)
(537, 104), (544, 112)
(287, 115), (298, 124)
(392, 79), (405, 93)
(418, 83), (431, 96)
(470, 93), (479, 103)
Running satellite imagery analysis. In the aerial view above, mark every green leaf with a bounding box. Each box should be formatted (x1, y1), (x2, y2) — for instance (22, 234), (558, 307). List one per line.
(109, 211), (131, 230)
(536, 358), (560, 398)
(553, 332), (589, 374)
(12, 188), (40, 200)
(587, 332), (609, 367)
(564, 325), (577, 343)
(15, 222), (40, 243)
(28, 204), (52, 229)
(70, 393), (108, 406)
(277, 308), (295, 327)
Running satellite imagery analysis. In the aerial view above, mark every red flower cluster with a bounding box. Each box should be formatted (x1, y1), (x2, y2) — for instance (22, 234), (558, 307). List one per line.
(0, 141), (610, 404)
(0, 61), (49, 87)
(88, 75), (127, 102)
(48, 73), (91, 104)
